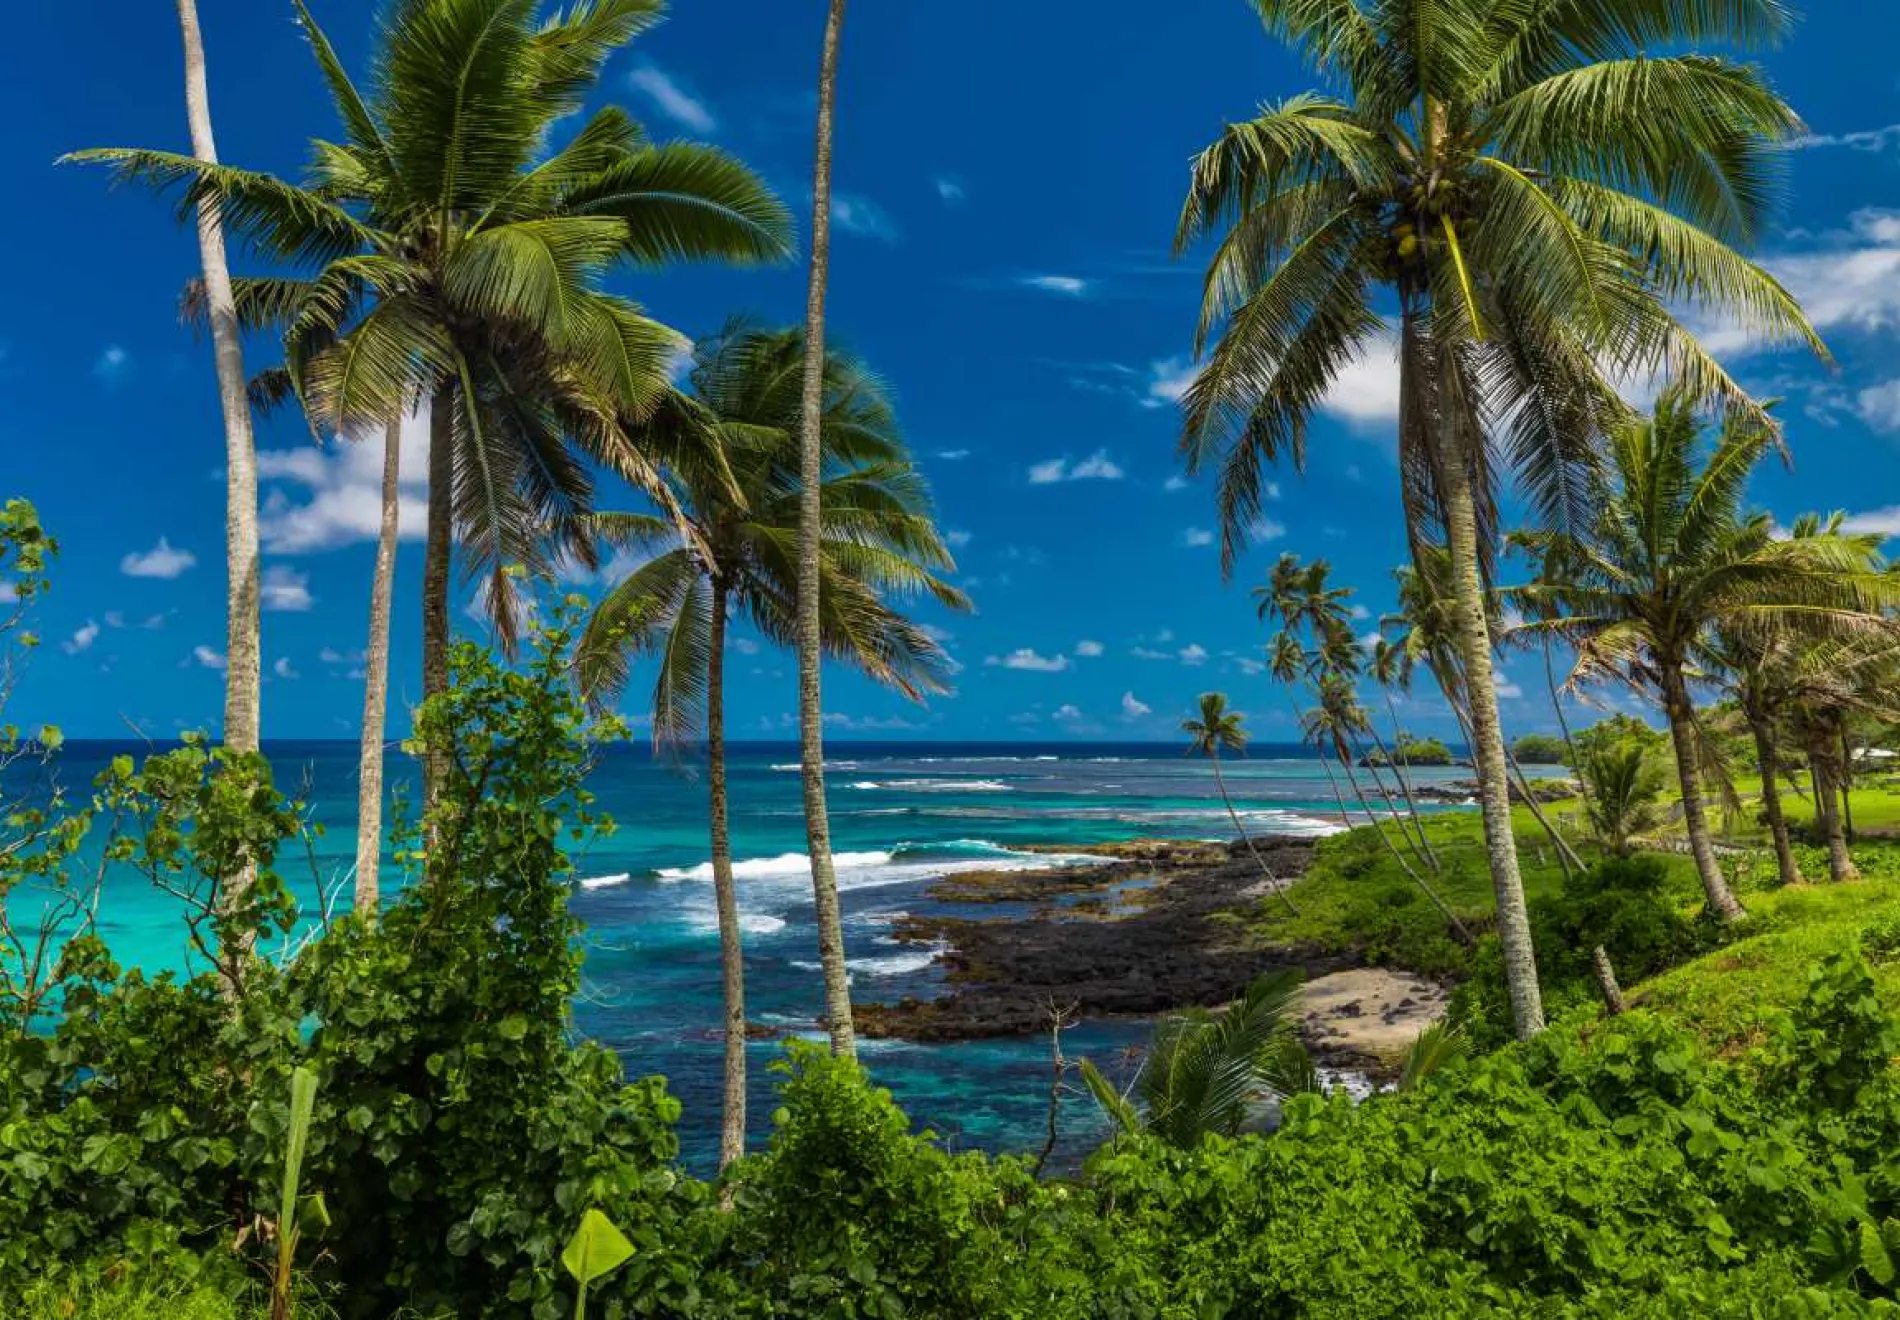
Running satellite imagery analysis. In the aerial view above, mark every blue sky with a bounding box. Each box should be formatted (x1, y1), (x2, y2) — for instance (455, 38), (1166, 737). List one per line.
(6, 0), (1900, 742)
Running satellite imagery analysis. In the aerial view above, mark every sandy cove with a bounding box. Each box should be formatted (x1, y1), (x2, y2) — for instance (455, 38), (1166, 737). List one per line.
(850, 837), (1449, 1075)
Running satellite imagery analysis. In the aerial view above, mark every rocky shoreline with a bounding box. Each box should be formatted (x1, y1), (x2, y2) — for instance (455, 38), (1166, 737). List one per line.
(850, 836), (1446, 1073)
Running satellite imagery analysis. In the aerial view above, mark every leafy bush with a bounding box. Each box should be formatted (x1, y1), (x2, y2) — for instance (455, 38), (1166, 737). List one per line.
(1513, 732), (1569, 764)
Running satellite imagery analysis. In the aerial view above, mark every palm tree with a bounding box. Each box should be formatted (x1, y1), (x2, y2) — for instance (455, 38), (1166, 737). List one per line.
(1077, 970), (1308, 1150)
(171, 0), (260, 764)
(577, 325), (967, 1171)
(1182, 693), (1299, 917)
(72, 0), (791, 750)
(796, 0), (855, 1058)
(1177, 0), (1823, 1038)
(1513, 395), (1894, 919)
(353, 418), (402, 914)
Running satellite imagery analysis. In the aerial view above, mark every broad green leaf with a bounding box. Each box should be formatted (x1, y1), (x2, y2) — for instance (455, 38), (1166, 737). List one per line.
(562, 1208), (635, 1287)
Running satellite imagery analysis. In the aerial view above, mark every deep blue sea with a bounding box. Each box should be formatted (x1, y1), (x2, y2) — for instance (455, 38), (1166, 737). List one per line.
(16, 739), (1484, 1169)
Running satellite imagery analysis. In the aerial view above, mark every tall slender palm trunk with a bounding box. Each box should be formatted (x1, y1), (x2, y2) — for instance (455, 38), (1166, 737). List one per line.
(176, 0), (259, 985)
(1320, 741), (1470, 943)
(1373, 693), (1440, 869)
(1750, 716), (1802, 888)
(1210, 753), (1297, 916)
(1659, 663), (1746, 919)
(1810, 734), (1859, 883)
(422, 390), (454, 807)
(353, 418), (402, 916)
(1432, 362), (1544, 1037)
(176, 0), (260, 760)
(795, 0), (855, 1058)
(706, 585), (748, 1170)
(1840, 728), (1857, 841)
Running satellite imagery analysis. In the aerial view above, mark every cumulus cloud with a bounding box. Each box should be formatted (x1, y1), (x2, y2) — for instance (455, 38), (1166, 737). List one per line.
(935, 176), (965, 203)
(1073, 639), (1104, 657)
(260, 565), (315, 612)
(120, 537), (197, 579)
(192, 645), (227, 670)
(1695, 209), (1900, 358)
(1120, 691), (1151, 719)
(1251, 517), (1288, 543)
(1163, 474), (1190, 492)
(832, 193), (898, 242)
(1027, 449), (1125, 484)
(1179, 527), (1215, 548)
(62, 620), (100, 655)
(273, 656), (301, 680)
(985, 647), (1071, 673)
(823, 712), (921, 732)
(937, 449), (971, 461)
(257, 416), (430, 553)
(1143, 358), (1200, 408)
(1858, 379), (1900, 431)
(1020, 274), (1090, 296)
(1790, 123), (1900, 152)
(320, 646), (366, 665)
(1179, 643), (1209, 666)
(0, 582), (16, 605)
(1843, 506), (1900, 538)
(625, 63), (715, 132)
(1321, 335), (1402, 427)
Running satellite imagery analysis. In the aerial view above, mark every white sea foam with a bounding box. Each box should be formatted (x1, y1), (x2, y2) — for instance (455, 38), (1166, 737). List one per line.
(651, 840), (1104, 897)
(655, 850), (896, 883)
(847, 778), (1012, 793)
(579, 872), (632, 890)
(682, 910), (787, 937)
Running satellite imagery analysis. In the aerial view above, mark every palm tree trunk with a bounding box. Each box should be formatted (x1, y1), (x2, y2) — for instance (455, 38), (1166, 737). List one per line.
(176, 0), (259, 984)
(1660, 661), (1745, 920)
(1339, 746), (1471, 943)
(1840, 727), (1856, 841)
(1750, 716), (1801, 887)
(795, 0), (855, 1059)
(352, 418), (401, 917)
(1432, 386), (1544, 1036)
(1504, 743), (1584, 879)
(1375, 692), (1441, 870)
(707, 584), (748, 1172)
(1355, 737), (1438, 872)
(1542, 635), (1592, 830)
(176, 0), (260, 760)
(1210, 754), (1298, 916)
(1811, 735), (1858, 882)
(422, 388), (454, 805)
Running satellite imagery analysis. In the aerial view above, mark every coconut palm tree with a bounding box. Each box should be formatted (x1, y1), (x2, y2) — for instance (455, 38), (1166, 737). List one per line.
(1182, 693), (1299, 917)
(71, 0), (791, 749)
(353, 418), (403, 914)
(1177, 0), (1824, 1037)
(1513, 395), (1894, 919)
(795, 0), (855, 1058)
(577, 325), (966, 1170)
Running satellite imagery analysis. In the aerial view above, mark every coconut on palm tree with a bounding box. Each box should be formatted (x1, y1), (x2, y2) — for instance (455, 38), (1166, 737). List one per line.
(576, 324), (967, 1171)
(1177, 0), (1824, 1037)
(71, 0), (791, 816)
(1182, 693), (1299, 917)
(794, 0), (856, 1058)
(1512, 394), (1894, 918)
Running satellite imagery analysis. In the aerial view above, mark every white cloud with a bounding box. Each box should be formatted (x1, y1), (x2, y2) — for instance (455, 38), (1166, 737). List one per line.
(1120, 691), (1151, 719)
(985, 647), (1071, 673)
(1073, 639), (1104, 657)
(1858, 379), (1900, 431)
(1053, 703), (1083, 721)
(832, 193), (898, 242)
(120, 537), (197, 579)
(1349, 604), (1371, 620)
(1791, 123), (1900, 152)
(1021, 275), (1090, 297)
(918, 623), (956, 643)
(1163, 474), (1190, 492)
(1130, 646), (1172, 660)
(1179, 643), (1209, 666)
(62, 620), (100, 655)
(1143, 358), (1200, 409)
(625, 63), (715, 133)
(260, 565), (315, 612)
(1496, 680), (1525, 700)
(1179, 526), (1215, 548)
(823, 712), (921, 732)
(937, 449), (971, 461)
(320, 646), (366, 665)
(1359, 630), (1383, 651)
(93, 345), (131, 385)
(273, 656), (301, 680)
(1321, 335), (1401, 427)
(1233, 656), (1266, 676)
(0, 582), (16, 605)
(192, 645), (227, 670)
(935, 176), (966, 203)
(1027, 449), (1125, 484)
(944, 528), (974, 549)
(733, 638), (761, 656)
(1252, 517), (1288, 543)
(103, 611), (125, 629)
(1696, 209), (1900, 358)
(1843, 506), (1900, 538)
(258, 414), (430, 553)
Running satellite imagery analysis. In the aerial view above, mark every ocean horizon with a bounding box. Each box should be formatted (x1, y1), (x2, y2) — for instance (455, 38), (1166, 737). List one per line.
(22, 737), (1485, 1168)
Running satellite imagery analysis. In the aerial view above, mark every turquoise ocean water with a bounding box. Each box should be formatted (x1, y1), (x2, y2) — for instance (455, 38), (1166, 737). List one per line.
(19, 739), (1483, 1169)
